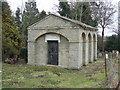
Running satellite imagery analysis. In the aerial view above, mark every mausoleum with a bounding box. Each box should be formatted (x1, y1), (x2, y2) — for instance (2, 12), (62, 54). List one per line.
(27, 14), (97, 69)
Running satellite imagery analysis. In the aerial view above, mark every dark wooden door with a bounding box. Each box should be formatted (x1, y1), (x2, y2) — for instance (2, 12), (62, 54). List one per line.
(48, 41), (58, 65)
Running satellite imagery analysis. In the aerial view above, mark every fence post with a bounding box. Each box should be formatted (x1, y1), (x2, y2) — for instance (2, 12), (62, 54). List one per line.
(115, 51), (119, 90)
(116, 51), (119, 57)
(105, 53), (108, 80)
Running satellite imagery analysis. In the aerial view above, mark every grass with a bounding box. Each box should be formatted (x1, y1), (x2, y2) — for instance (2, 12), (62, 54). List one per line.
(2, 58), (107, 88)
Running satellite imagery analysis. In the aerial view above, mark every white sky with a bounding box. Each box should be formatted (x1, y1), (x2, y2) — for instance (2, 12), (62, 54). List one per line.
(6, 0), (120, 36)
(7, 0), (59, 14)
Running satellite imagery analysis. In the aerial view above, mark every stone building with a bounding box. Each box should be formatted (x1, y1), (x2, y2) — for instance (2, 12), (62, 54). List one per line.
(27, 14), (97, 69)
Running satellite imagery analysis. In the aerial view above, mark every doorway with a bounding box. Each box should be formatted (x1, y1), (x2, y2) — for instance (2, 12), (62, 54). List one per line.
(48, 41), (58, 65)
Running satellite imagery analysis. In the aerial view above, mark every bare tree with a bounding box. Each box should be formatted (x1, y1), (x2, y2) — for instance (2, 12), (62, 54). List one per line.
(91, 1), (116, 52)
(118, 1), (120, 35)
(117, 1), (120, 52)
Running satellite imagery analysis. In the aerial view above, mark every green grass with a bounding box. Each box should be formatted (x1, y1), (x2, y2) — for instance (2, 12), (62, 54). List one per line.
(2, 58), (107, 88)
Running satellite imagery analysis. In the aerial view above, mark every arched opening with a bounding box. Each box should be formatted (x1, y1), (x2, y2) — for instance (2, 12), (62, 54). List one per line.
(35, 32), (69, 42)
(35, 33), (69, 66)
(88, 33), (92, 63)
(82, 33), (86, 65)
(93, 34), (96, 61)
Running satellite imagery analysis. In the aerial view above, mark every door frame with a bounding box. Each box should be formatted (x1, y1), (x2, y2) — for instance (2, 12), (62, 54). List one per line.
(47, 40), (59, 65)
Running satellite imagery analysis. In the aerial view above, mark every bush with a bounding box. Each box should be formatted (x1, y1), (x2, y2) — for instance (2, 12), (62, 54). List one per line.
(20, 48), (28, 63)
(4, 58), (17, 64)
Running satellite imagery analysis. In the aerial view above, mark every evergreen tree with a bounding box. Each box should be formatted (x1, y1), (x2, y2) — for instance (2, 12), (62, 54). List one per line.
(22, 0), (39, 26)
(21, 0), (39, 47)
(20, 0), (39, 61)
(21, 0), (47, 62)
(80, 2), (98, 27)
(58, 0), (71, 18)
(22, 0), (47, 47)
(2, 1), (22, 60)
(15, 7), (24, 59)
(105, 35), (118, 51)
(72, 2), (98, 27)
(58, 1), (98, 27)
(15, 8), (22, 28)
(39, 10), (47, 20)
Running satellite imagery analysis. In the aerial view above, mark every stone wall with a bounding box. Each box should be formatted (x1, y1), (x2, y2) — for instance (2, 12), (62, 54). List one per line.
(59, 35), (69, 67)
(27, 14), (97, 69)
(35, 35), (48, 65)
(28, 29), (97, 69)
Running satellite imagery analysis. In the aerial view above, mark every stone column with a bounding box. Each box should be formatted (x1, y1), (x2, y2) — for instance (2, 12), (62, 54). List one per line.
(79, 42), (83, 67)
(91, 37), (94, 62)
(81, 41), (86, 66)
(85, 39), (89, 65)
(95, 40), (97, 60)
(93, 34), (97, 60)
(28, 41), (36, 65)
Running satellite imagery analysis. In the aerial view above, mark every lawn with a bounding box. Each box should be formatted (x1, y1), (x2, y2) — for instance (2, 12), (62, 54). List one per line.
(2, 58), (107, 88)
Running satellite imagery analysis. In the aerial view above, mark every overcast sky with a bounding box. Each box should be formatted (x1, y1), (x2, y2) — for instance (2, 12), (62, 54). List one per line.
(7, 0), (119, 13)
(7, 0), (59, 14)
(6, 0), (120, 36)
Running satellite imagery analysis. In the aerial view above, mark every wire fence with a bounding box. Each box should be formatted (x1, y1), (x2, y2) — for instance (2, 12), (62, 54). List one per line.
(105, 51), (119, 88)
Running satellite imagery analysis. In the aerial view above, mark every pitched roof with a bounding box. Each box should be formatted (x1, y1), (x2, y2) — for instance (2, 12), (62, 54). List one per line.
(49, 14), (97, 31)
(28, 14), (98, 31)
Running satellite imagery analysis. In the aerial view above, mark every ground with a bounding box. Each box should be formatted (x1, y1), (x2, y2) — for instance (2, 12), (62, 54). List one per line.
(2, 58), (107, 88)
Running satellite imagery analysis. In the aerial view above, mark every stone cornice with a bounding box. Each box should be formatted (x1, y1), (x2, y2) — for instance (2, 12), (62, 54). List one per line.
(28, 26), (97, 32)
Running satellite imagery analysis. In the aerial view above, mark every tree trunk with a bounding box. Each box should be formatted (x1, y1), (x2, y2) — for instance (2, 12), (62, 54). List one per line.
(102, 27), (105, 53)
(80, 4), (83, 22)
(118, 33), (120, 51)
(115, 81), (120, 90)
